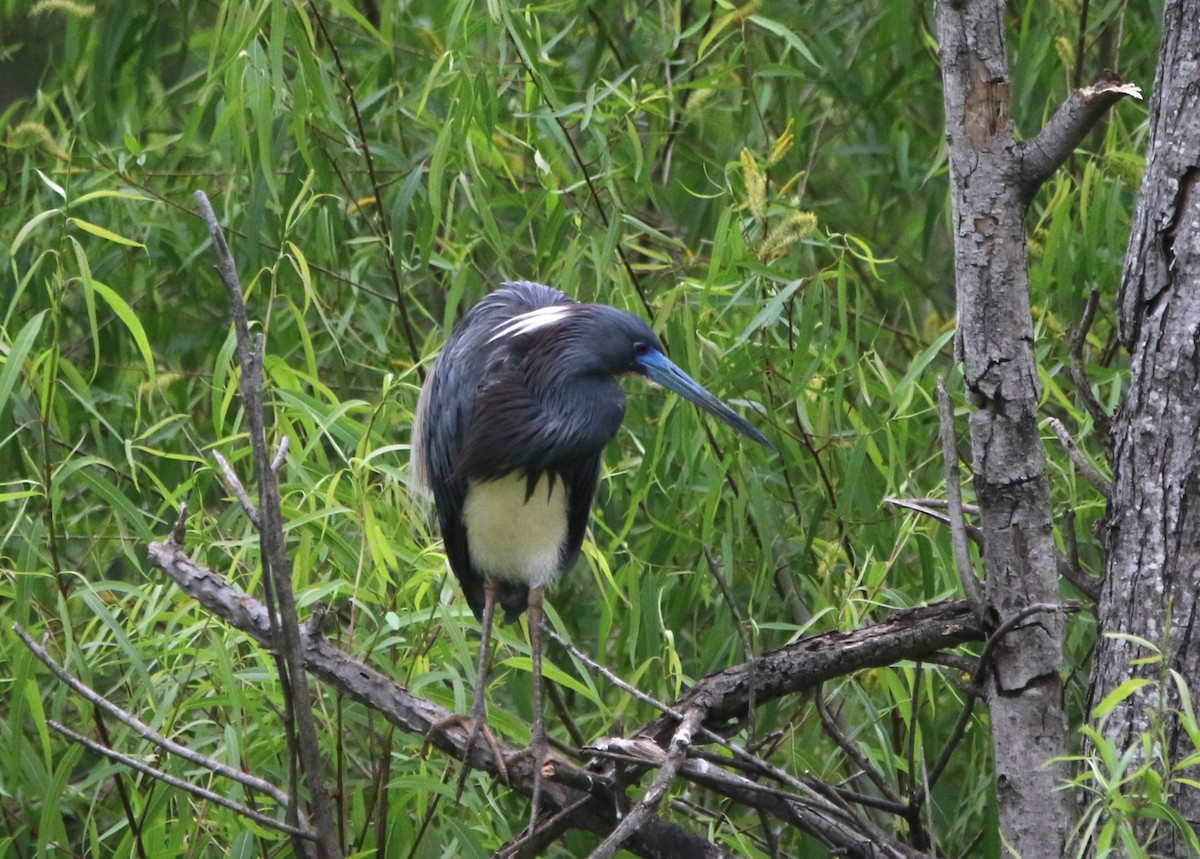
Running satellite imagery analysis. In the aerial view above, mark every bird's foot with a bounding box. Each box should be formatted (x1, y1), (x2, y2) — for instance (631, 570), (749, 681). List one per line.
(423, 713), (510, 791)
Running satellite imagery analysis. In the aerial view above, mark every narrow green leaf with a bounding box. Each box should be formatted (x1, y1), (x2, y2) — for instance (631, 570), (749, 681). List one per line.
(748, 16), (820, 68)
(1092, 677), (1152, 721)
(66, 217), (146, 249)
(85, 280), (156, 380)
(35, 169), (66, 201)
(11, 209), (62, 256)
(0, 311), (47, 424)
(735, 277), (805, 346)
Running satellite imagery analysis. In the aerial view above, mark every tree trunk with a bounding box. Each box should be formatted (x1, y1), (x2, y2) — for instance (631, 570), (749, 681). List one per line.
(1092, 0), (1200, 849)
(934, 2), (1075, 854)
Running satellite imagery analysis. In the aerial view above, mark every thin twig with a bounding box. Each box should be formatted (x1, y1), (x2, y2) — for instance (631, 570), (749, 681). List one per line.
(1068, 286), (1113, 438)
(91, 707), (148, 859)
(905, 668), (921, 801)
(703, 546), (756, 740)
(1059, 509), (1102, 600)
(307, 1), (421, 371)
(587, 708), (705, 859)
(271, 435), (290, 475)
(920, 752), (935, 858)
(547, 628), (682, 721)
(884, 497), (984, 545)
(925, 676), (985, 803)
(195, 190), (342, 859)
(213, 450), (261, 528)
(1047, 416), (1112, 496)
(502, 24), (652, 319)
(936, 380), (984, 612)
(169, 501), (188, 545)
(13, 623), (292, 805)
(885, 496), (980, 516)
(47, 720), (315, 840)
(497, 796), (594, 859)
(815, 688), (902, 803)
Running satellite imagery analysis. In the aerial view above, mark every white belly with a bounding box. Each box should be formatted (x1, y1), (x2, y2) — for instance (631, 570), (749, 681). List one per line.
(462, 473), (568, 588)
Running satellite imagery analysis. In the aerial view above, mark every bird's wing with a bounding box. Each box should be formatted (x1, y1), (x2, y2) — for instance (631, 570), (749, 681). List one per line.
(560, 451), (604, 571)
(456, 377), (624, 484)
(415, 349), (481, 614)
(413, 282), (574, 619)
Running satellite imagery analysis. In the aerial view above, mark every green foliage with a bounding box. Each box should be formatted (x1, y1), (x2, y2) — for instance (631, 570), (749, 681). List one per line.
(0, 0), (1156, 855)
(1065, 635), (1200, 858)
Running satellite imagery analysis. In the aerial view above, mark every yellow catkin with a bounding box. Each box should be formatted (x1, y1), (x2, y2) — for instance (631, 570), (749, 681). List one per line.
(759, 210), (817, 258)
(10, 122), (70, 161)
(31, 0), (95, 17)
(1055, 36), (1075, 69)
(740, 148), (767, 222)
(768, 118), (795, 166)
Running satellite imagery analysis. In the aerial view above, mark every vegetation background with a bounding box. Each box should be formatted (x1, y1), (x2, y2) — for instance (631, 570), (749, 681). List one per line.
(0, 0), (1166, 855)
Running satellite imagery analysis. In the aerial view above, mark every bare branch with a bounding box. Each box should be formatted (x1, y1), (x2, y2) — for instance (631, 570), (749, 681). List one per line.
(1047, 416), (1113, 496)
(588, 708), (705, 859)
(1068, 286), (1114, 438)
(13, 623), (290, 807)
(47, 720), (315, 841)
(1018, 75), (1144, 196)
(937, 379), (984, 612)
(195, 190), (342, 859)
(212, 450), (261, 528)
(640, 601), (985, 743)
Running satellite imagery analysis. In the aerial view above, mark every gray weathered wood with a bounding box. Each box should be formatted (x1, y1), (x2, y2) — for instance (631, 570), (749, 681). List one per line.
(933, 2), (1138, 855)
(1092, 0), (1200, 851)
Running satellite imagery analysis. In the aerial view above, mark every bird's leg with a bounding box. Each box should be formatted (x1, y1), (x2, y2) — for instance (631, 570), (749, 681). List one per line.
(425, 577), (508, 795)
(526, 584), (548, 826)
(459, 577), (507, 790)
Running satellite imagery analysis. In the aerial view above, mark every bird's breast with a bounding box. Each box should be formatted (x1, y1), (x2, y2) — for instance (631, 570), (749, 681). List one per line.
(461, 472), (569, 588)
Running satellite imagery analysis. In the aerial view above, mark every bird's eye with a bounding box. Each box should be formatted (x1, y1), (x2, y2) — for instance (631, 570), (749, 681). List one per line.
(632, 341), (650, 357)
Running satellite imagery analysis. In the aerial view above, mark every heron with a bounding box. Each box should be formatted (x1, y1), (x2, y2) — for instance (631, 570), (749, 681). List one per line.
(412, 281), (771, 822)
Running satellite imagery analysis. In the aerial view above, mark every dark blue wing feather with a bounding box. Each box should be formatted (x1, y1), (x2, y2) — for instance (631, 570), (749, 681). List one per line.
(413, 282), (577, 620)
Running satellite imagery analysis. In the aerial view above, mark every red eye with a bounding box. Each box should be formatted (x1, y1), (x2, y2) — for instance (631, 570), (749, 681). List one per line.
(633, 341), (650, 357)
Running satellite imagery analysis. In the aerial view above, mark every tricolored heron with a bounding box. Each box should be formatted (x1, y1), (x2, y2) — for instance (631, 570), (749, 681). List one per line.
(412, 281), (771, 822)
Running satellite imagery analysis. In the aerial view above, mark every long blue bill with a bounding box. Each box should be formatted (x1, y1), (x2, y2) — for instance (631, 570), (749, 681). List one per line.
(637, 349), (774, 451)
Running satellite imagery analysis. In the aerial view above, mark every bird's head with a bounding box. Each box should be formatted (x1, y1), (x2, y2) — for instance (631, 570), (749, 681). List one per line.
(489, 299), (773, 450)
(575, 306), (774, 450)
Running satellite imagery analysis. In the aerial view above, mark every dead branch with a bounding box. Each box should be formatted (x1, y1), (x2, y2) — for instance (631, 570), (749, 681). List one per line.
(146, 533), (983, 857)
(13, 623), (293, 809)
(195, 190), (341, 859)
(639, 600), (985, 744)
(937, 378), (984, 612)
(1018, 74), (1144, 196)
